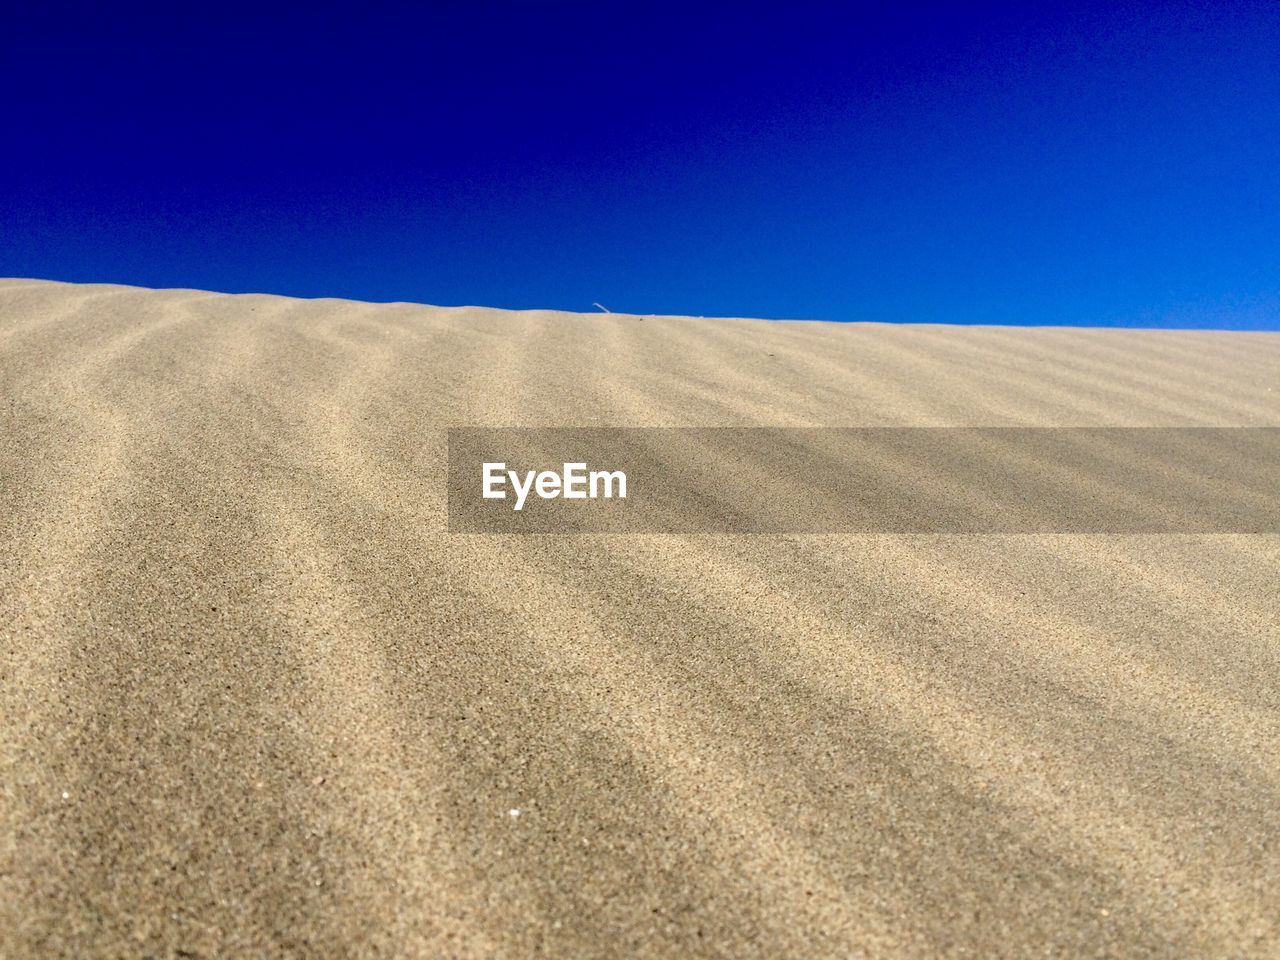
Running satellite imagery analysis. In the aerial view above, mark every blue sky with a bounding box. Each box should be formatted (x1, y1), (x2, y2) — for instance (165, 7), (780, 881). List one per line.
(3, 2), (1278, 327)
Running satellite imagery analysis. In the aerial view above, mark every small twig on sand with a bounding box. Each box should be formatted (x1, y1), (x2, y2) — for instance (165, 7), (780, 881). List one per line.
(592, 302), (611, 313)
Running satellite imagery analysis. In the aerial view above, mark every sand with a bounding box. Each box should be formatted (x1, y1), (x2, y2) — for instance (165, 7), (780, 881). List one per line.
(1, 277), (1277, 958)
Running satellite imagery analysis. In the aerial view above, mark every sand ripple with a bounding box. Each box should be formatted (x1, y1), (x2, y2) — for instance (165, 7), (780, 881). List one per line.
(2, 279), (1278, 958)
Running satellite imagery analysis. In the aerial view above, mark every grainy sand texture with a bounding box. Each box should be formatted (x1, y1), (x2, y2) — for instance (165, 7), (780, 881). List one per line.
(2, 278), (1278, 958)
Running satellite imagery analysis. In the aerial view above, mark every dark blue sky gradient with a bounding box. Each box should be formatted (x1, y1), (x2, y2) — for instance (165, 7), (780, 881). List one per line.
(4, 2), (1278, 327)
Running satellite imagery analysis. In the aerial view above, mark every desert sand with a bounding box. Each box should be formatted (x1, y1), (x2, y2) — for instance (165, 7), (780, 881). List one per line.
(1, 278), (1277, 958)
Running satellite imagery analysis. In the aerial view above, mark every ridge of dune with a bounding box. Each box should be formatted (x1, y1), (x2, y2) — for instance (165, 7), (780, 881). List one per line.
(1, 279), (1278, 958)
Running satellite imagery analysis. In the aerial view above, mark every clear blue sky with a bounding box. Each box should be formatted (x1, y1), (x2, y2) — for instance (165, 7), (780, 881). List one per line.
(4, 2), (1278, 327)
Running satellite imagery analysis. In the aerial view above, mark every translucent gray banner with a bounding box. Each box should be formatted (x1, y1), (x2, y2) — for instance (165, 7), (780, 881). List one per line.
(447, 428), (1280, 533)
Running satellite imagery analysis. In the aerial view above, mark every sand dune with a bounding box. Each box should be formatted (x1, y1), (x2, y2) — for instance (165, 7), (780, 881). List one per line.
(1, 278), (1278, 958)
